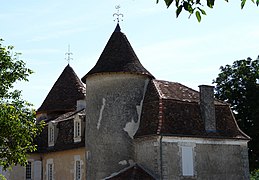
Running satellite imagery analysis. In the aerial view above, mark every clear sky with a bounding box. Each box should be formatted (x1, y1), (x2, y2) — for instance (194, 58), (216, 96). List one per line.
(1, 0), (259, 109)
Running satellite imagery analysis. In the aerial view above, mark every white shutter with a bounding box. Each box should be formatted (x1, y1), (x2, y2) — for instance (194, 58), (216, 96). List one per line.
(34, 161), (42, 180)
(181, 146), (194, 176)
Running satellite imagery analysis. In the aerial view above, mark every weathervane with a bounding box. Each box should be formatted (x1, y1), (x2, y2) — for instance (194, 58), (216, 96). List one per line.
(113, 5), (123, 23)
(65, 44), (73, 64)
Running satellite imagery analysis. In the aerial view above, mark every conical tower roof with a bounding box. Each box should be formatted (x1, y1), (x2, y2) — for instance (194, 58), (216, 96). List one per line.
(37, 64), (85, 114)
(81, 24), (154, 82)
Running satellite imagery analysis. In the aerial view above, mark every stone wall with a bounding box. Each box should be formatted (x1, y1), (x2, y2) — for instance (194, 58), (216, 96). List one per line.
(85, 73), (150, 179)
(195, 143), (249, 180)
(134, 136), (161, 178)
(161, 137), (249, 180)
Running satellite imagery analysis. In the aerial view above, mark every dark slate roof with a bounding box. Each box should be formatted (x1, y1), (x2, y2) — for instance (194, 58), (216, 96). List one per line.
(35, 109), (85, 153)
(81, 24), (154, 82)
(105, 164), (157, 180)
(135, 80), (249, 140)
(37, 65), (85, 114)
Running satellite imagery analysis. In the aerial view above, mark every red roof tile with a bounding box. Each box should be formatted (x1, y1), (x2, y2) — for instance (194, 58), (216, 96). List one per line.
(135, 80), (249, 140)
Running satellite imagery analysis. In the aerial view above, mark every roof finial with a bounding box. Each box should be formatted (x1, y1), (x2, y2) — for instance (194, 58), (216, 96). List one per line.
(65, 44), (73, 65)
(113, 5), (123, 23)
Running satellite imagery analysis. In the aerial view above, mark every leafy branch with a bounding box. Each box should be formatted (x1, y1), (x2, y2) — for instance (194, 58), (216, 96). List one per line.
(157, 0), (259, 22)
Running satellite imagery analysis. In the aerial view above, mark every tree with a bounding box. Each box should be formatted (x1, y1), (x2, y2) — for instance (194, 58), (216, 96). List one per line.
(251, 169), (259, 180)
(0, 39), (44, 170)
(213, 57), (259, 171)
(157, 0), (259, 22)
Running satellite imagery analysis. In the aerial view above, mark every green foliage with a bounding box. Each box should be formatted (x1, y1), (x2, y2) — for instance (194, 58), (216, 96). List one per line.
(213, 57), (259, 171)
(0, 174), (6, 180)
(157, 0), (258, 22)
(0, 41), (33, 99)
(251, 169), (259, 180)
(0, 39), (44, 170)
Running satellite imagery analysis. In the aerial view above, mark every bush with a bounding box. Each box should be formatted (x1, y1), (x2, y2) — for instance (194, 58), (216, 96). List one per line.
(251, 169), (259, 180)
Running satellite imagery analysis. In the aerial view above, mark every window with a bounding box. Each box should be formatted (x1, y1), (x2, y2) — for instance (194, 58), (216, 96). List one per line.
(48, 164), (53, 180)
(48, 123), (55, 146)
(74, 115), (81, 142)
(74, 155), (82, 180)
(50, 127), (54, 142)
(181, 146), (194, 176)
(75, 121), (80, 137)
(46, 159), (54, 180)
(75, 160), (81, 180)
(26, 161), (32, 180)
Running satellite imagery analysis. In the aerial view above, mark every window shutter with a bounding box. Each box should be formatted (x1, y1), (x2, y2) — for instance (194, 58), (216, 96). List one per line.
(34, 161), (42, 180)
(181, 146), (194, 176)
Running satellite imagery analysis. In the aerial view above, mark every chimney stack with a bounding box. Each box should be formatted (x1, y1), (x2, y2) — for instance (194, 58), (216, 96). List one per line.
(77, 99), (86, 111)
(199, 85), (216, 132)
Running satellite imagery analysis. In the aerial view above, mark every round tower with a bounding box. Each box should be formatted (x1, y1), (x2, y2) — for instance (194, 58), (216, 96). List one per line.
(81, 24), (154, 179)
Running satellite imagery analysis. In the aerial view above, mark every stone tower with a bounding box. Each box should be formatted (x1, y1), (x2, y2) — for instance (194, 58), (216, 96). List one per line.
(81, 24), (154, 179)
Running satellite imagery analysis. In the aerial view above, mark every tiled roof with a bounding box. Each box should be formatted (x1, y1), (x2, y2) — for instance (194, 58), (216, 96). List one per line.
(135, 80), (249, 140)
(81, 24), (154, 82)
(35, 109), (85, 153)
(105, 164), (156, 180)
(37, 65), (85, 114)
(45, 111), (76, 123)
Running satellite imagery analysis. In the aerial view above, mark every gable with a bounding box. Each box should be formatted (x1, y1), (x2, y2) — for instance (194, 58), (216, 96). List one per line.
(104, 164), (157, 180)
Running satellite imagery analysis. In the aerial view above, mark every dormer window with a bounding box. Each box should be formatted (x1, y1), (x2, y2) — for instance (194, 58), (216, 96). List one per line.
(75, 121), (80, 137)
(74, 114), (82, 142)
(48, 122), (55, 147)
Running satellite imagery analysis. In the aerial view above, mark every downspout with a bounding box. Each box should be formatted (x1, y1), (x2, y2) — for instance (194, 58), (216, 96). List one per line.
(159, 135), (163, 180)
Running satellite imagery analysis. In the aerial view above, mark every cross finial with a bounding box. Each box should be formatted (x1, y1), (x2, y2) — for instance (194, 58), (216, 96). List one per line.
(65, 44), (73, 64)
(113, 5), (123, 23)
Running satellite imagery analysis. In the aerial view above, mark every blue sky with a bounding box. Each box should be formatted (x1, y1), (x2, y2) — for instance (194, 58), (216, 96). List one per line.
(1, 0), (259, 109)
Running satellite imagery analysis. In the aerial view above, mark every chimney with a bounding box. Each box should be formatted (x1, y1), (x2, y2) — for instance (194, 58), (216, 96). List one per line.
(199, 85), (216, 132)
(77, 99), (86, 111)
